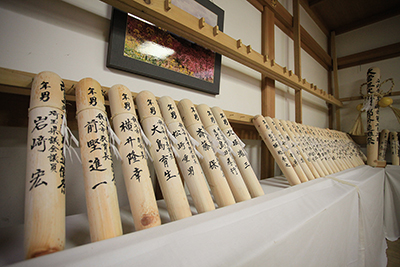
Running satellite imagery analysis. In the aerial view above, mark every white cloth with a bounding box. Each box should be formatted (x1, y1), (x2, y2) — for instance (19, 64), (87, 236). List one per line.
(326, 165), (387, 267)
(3, 167), (387, 267)
(384, 165), (400, 241)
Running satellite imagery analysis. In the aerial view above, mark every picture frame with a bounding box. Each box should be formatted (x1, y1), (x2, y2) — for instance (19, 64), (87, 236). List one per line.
(107, 0), (224, 95)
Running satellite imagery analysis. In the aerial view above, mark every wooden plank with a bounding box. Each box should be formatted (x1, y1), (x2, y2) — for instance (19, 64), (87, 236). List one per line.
(102, 0), (342, 107)
(330, 31), (341, 131)
(294, 0), (302, 124)
(337, 42), (400, 70)
(299, 0), (330, 36)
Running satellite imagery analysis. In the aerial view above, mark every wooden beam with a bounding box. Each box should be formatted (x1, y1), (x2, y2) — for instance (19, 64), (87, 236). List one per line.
(330, 31), (341, 131)
(261, 6), (276, 179)
(294, 0), (302, 124)
(335, 7), (400, 35)
(337, 42), (400, 70)
(308, 0), (326, 7)
(246, 0), (263, 12)
(340, 91), (400, 102)
(102, 0), (342, 107)
(299, 0), (330, 36)
(262, 0), (331, 70)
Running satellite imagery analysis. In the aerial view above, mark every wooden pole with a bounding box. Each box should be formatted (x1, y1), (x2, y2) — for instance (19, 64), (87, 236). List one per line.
(253, 115), (301, 185)
(378, 129), (390, 161)
(24, 71), (66, 258)
(75, 78), (122, 242)
(197, 104), (251, 202)
(366, 67), (381, 167)
(212, 106), (264, 198)
(135, 91), (192, 221)
(390, 131), (399, 165)
(264, 116), (309, 182)
(279, 119), (321, 178)
(108, 84), (161, 230)
(158, 96), (215, 213)
(177, 99), (235, 207)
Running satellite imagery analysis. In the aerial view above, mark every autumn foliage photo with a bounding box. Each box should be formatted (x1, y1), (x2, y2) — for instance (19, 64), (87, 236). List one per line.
(124, 15), (216, 83)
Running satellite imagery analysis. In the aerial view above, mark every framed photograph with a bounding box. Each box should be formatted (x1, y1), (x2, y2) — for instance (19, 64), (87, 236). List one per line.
(107, 0), (224, 95)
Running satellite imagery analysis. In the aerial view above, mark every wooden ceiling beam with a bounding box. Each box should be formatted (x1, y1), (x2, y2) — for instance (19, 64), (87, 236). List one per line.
(337, 42), (400, 69)
(335, 7), (400, 35)
(308, 0), (326, 8)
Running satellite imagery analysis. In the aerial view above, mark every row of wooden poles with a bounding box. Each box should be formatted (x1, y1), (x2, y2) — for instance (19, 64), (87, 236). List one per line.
(24, 71), (370, 260)
(378, 129), (400, 165)
(24, 71), (265, 259)
(252, 116), (366, 186)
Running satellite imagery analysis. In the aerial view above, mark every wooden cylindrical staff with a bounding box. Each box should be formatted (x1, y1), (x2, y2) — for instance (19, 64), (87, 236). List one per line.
(390, 131), (399, 165)
(264, 117), (309, 182)
(343, 131), (367, 163)
(108, 85), (161, 230)
(158, 96), (215, 213)
(378, 129), (390, 161)
(177, 99), (235, 207)
(330, 129), (360, 168)
(278, 119), (321, 178)
(197, 104), (251, 202)
(25, 71), (66, 258)
(366, 67), (381, 167)
(211, 106), (264, 198)
(313, 127), (346, 172)
(270, 117), (316, 181)
(291, 121), (330, 176)
(305, 126), (338, 174)
(283, 120), (326, 178)
(253, 115), (301, 185)
(76, 78), (122, 242)
(135, 91), (192, 221)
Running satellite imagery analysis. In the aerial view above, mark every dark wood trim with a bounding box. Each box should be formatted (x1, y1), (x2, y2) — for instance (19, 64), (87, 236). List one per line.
(337, 42), (400, 70)
(335, 7), (400, 35)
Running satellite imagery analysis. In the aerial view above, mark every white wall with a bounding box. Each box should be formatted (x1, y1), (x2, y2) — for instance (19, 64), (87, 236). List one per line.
(0, 0), (330, 227)
(336, 15), (400, 134)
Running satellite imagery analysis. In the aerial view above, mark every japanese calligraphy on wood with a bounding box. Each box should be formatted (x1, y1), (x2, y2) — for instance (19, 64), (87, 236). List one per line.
(24, 71), (66, 259)
(136, 91), (192, 221)
(197, 104), (251, 202)
(75, 78), (122, 242)
(212, 106), (264, 198)
(108, 84), (161, 230)
(178, 99), (235, 207)
(158, 96), (215, 213)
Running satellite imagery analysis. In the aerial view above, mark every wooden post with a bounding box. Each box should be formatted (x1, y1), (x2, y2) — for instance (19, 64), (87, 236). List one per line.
(261, 5), (276, 178)
(390, 131), (399, 165)
(331, 31), (341, 130)
(378, 129), (390, 161)
(293, 0), (302, 124)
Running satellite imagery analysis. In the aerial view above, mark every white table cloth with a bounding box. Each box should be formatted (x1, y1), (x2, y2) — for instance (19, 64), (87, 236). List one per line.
(384, 165), (400, 241)
(326, 165), (387, 267)
(1, 166), (387, 267)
